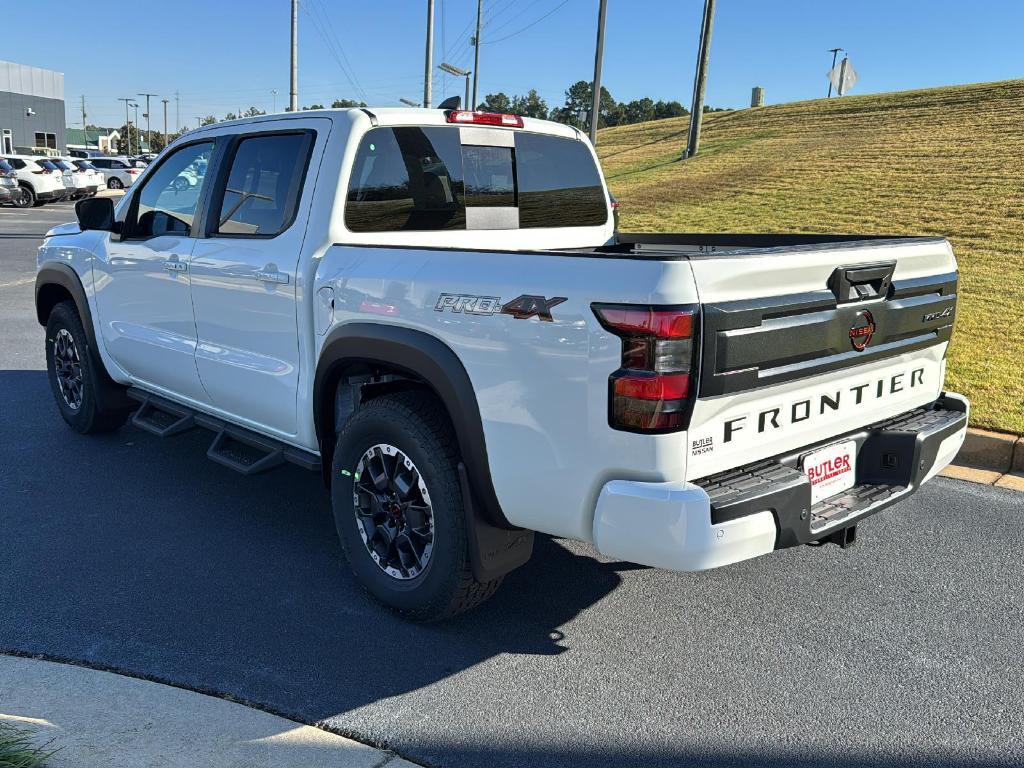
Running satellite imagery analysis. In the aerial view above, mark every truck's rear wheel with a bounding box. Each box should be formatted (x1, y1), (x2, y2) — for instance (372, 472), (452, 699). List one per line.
(331, 391), (502, 621)
(45, 301), (130, 434)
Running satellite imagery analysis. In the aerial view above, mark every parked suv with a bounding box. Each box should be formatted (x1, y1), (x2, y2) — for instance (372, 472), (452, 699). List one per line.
(0, 158), (18, 205)
(88, 156), (142, 189)
(2, 155), (65, 207)
(50, 158), (94, 199)
(69, 159), (104, 196)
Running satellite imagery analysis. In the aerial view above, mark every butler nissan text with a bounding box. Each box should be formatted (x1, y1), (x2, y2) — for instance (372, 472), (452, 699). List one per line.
(35, 108), (968, 620)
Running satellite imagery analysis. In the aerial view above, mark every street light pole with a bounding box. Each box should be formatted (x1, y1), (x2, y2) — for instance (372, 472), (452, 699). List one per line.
(424, 0), (435, 109)
(131, 102), (139, 155)
(589, 0), (608, 145)
(471, 0), (483, 108)
(272, 89), (278, 113)
(138, 92), (158, 154)
(117, 97), (132, 155)
(827, 48), (843, 98)
(161, 98), (169, 148)
(684, 0), (716, 159)
(289, 0), (299, 111)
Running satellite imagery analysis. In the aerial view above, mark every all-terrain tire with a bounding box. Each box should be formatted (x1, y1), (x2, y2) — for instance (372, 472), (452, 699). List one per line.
(330, 391), (503, 621)
(45, 301), (131, 434)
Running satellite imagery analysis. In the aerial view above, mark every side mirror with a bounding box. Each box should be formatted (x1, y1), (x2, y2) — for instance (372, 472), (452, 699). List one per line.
(75, 196), (116, 231)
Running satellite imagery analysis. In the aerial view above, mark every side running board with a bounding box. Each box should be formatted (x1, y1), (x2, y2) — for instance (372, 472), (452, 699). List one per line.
(126, 389), (320, 476)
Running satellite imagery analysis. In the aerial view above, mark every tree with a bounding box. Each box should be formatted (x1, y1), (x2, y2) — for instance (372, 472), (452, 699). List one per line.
(242, 106), (266, 117)
(115, 123), (139, 154)
(200, 115), (217, 126)
(510, 89), (548, 119)
(301, 103), (325, 111)
(620, 97), (656, 125)
(550, 81), (616, 131)
(652, 100), (688, 120)
(477, 92), (513, 113)
(331, 98), (367, 108)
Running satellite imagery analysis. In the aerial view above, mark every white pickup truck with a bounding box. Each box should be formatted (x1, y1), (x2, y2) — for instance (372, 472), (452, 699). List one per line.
(35, 107), (968, 620)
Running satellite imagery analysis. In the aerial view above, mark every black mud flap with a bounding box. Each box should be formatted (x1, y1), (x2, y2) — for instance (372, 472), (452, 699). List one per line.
(458, 463), (534, 583)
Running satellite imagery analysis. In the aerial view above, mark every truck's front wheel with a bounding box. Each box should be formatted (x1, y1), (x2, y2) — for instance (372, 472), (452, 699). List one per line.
(331, 391), (502, 621)
(45, 301), (130, 434)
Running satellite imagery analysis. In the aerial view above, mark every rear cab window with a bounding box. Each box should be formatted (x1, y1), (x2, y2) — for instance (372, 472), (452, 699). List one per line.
(345, 125), (607, 233)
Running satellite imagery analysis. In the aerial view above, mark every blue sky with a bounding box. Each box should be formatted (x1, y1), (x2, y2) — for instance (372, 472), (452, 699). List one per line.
(8, 0), (1024, 130)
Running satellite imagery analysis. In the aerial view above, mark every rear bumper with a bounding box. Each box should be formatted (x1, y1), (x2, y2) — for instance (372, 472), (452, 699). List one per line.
(592, 393), (968, 571)
(36, 189), (63, 201)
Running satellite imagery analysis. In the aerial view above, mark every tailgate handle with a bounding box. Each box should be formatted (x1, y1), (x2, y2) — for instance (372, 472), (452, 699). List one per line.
(829, 262), (895, 303)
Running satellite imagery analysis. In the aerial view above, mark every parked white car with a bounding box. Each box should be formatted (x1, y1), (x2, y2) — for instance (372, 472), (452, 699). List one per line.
(69, 159), (104, 195)
(88, 156), (143, 190)
(52, 158), (95, 199)
(2, 154), (66, 207)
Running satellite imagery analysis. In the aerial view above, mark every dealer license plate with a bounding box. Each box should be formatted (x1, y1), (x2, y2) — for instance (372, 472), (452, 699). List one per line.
(801, 440), (857, 506)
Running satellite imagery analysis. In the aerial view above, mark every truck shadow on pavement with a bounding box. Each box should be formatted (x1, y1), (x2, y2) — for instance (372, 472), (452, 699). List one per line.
(0, 371), (622, 707)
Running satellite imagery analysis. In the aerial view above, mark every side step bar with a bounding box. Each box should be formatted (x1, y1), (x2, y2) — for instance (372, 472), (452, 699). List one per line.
(127, 389), (320, 476)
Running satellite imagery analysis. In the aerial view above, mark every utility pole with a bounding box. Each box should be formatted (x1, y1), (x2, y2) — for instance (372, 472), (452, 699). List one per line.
(471, 0), (483, 108)
(117, 98), (132, 155)
(272, 89), (278, 112)
(684, 0), (716, 159)
(289, 0), (299, 111)
(80, 95), (88, 148)
(175, 91), (180, 131)
(161, 98), (169, 147)
(827, 48), (843, 97)
(138, 92), (158, 154)
(424, 0), (435, 108)
(589, 0), (608, 144)
(195, 116), (203, 130)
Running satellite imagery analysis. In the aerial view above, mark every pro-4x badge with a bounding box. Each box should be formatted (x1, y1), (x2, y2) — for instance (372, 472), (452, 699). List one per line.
(435, 293), (567, 322)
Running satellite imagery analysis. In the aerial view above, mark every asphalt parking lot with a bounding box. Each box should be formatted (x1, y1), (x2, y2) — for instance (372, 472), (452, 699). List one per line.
(1, 203), (1022, 768)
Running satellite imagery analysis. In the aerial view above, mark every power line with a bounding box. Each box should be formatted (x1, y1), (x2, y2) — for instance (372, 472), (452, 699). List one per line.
(301, 0), (369, 104)
(485, 0), (572, 44)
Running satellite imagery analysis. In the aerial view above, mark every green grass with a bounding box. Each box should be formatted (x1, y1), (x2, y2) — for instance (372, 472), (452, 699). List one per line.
(598, 79), (1024, 434)
(0, 723), (55, 768)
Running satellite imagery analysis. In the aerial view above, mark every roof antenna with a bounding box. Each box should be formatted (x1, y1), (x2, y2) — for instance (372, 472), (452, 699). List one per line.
(437, 95), (461, 110)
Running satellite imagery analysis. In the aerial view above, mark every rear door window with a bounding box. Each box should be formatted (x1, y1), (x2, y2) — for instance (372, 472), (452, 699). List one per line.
(345, 126), (606, 232)
(213, 132), (313, 237)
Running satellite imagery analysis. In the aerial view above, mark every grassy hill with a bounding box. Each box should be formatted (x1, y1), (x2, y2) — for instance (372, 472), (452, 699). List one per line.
(597, 79), (1024, 434)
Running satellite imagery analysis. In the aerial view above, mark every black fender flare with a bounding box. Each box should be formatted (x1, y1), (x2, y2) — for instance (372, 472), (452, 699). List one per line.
(314, 323), (514, 531)
(35, 264), (99, 350)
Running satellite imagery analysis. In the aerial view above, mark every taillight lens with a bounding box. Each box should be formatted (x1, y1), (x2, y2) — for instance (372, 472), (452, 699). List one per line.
(593, 304), (699, 433)
(446, 110), (524, 128)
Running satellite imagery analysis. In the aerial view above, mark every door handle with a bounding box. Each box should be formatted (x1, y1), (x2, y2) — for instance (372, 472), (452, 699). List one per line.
(163, 259), (187, 273)
(255, 268), (289, 285)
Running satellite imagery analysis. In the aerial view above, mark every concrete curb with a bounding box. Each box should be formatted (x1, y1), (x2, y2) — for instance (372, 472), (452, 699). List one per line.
(940, 427), (1023, 490)
(0, 654), (422, 768)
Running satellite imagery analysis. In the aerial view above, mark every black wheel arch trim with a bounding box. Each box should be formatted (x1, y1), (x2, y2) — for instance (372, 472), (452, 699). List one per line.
(35, 264), (99, 351)
(314, 322), (515, 530)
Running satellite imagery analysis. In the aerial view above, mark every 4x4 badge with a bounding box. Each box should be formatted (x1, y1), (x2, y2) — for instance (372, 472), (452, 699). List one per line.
(435, 293), (567, 322)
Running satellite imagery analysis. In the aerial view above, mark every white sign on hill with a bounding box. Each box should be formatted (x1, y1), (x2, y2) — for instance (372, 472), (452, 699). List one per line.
(828, 56), (859, 96)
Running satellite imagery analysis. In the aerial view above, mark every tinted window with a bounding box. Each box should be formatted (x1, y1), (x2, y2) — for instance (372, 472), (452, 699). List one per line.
(35, 160), (57, 171)
(462, 145), (515, 207)
(91, 159), (108, 168)
(345, 127), (607, 232)
(346, 127), (465, 232)
(130, 141), (215, 238)
(51, 160), (71, 170)
(214, 132), (312, 236)
(0, 160), (12, 173)
(515, 132), (607, 228)
(8, 159), (26, 170)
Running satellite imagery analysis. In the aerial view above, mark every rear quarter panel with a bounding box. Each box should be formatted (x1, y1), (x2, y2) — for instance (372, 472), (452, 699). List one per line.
(315, 247), (698, 540)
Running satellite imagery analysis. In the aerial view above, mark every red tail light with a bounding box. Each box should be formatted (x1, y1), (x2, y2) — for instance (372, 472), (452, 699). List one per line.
(446, 110), (524, 128)
(593, 304), (699, 433)
(126, 168), (140, 175)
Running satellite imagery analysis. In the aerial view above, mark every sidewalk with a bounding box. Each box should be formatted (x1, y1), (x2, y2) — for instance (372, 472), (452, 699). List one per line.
(0, 654), (420, 768)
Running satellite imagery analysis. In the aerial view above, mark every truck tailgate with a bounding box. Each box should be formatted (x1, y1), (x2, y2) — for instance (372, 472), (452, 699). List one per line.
(683, 238), (958, 480)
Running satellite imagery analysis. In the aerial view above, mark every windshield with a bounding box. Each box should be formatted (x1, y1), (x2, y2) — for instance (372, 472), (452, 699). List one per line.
(36, 160), (58, 171)
(51, 160), (71, 171)
(0, 160), (12, 173)
(76, 161), (97, 171)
